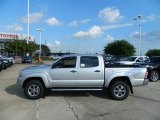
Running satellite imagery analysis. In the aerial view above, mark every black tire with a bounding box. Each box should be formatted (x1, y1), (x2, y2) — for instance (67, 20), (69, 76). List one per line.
(24, 80), (45, 100)
(110, 81), (129, 100)
(3, 64), (7, 69)
(149, 70), (159, 82)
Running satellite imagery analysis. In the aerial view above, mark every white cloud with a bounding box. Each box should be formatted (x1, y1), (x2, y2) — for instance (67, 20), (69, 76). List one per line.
(69, 19), (90, 27)
(6, 23), (23, 32)
(101, 23), (133, 30)
(69, 20), (78, 27)
(73, 25), (103, 39)
(130, 31), (139, 38)
(47, 43), (54, 52)
(106, 34), (114, 41)
(47, 43), (54, 47)
(22, 12), (43, 23)
(145, 14), (160, 22)
(47, 41), (61, 47)
(72, 23), (131, 39)
(46, 17), (62, 26)
(130, 31), (146, 38)
(142, 31), (160, 40)
(99, 7), (124, 23)
(81, 19), (91, 24)
(47, 41), (61, 52)
(55, 40), (61, 46)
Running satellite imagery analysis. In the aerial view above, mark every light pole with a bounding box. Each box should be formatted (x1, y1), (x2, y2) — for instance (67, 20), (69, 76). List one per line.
(133, 15), (142, 56)
(36, 29), (43, 60)
(27, 0), (30, 44)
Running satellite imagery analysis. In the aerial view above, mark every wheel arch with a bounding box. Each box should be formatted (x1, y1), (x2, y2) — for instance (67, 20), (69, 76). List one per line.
(22, 77), (45, 89)
(108, 76), (133, 94)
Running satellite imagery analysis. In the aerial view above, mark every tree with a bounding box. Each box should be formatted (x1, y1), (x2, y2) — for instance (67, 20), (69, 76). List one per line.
(103, 40), (136, 56)
(36, 44), (51, 56)
(27, 41), (38, 55)
(41, 44), (51, 55)
(145, 49), (160, 57)
(4, 39), (39, 56)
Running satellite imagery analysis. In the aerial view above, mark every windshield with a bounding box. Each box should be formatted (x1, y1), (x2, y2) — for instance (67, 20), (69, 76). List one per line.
(125, 57), (137, 61)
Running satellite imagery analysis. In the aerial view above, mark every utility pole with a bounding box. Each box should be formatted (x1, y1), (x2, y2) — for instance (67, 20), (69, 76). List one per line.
(134, 15), (142, 56)
(36, 29), (43, 61)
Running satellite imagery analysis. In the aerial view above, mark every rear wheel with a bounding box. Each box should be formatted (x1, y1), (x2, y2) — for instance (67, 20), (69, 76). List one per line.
(149, 71), (159, 82)
(24, 80), (45, 100)
(110, 81), (129, 100)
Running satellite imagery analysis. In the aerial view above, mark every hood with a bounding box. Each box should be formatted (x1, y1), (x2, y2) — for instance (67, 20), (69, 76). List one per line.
(22, 64), (51, 72)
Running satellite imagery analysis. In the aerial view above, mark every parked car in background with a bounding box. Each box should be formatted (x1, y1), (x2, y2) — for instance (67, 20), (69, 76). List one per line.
(0, 55), (14, 66)
(0, 60), (3, 71)
(0, 57), (9, 69)
(118, 56), (150, 65)
(50, 55), (61, 60)
(22, 56), (32, 63)
(105, 56), (128, 64)
(7, 55), (15, 63)
(135, 56), (160, 82)
(15, 56), (22, 64)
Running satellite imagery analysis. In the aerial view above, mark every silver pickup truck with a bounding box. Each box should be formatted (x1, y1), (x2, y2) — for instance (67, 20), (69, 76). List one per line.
(17, 54), (149, 100)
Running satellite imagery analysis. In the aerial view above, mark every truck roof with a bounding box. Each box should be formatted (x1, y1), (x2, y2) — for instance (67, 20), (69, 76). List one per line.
(61, 54), (102, 57)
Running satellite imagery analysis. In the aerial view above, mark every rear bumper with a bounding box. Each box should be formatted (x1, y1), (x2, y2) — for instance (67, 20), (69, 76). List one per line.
(143, 79), (149, 85)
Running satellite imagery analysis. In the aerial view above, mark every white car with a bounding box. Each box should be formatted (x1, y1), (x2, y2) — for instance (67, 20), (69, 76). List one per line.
(118, 56), (150, 65)
(50, 55), (61, 60)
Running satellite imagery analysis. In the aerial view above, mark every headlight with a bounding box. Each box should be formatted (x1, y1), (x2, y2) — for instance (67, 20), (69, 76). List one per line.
(4, 60), (8, 63)
(146, 65), (150, 68)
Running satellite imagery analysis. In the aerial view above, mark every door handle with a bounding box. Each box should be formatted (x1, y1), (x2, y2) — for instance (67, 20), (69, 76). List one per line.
(94, 70), (101, 72)
(70, 70), (77, 73)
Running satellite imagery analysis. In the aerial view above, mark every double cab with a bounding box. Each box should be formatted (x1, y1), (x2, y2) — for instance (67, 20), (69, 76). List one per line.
(17, 54), (149, 100)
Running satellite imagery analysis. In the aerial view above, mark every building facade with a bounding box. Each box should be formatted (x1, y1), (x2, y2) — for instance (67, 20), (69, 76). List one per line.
(0, 32), (35, 54)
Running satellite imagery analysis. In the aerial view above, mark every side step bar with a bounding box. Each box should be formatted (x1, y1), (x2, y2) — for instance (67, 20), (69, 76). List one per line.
(50, 88), (103, 91)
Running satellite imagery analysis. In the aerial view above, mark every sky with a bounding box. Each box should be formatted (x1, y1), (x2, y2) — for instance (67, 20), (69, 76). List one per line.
(0, 0), (160, 55)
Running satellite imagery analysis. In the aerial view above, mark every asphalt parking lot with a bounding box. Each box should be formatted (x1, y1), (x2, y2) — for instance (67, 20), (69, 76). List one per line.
(0, 63), (160, 120)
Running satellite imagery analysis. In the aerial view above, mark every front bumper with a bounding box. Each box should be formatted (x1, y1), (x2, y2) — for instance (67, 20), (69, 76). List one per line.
(143, 79), (149, 85)
(17, 76), (24, 88)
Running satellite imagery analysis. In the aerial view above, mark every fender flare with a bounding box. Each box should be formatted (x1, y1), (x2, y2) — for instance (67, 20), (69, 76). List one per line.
(105, 72), (135, 88)
(22, 72), (50, 88)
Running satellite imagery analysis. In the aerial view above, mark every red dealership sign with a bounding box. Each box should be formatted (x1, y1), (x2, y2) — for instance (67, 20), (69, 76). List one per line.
(0, 33), (35, 41)
(0, 33), (18, 39)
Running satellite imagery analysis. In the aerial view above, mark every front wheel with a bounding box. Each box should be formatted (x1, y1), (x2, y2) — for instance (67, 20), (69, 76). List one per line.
(24, 80), (45, 100)
(110, 81), (129, 100)
(149, 71), (159, 82)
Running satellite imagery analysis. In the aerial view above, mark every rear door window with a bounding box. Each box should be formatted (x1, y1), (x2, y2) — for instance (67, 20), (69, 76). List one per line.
(80, 56), (99, 68)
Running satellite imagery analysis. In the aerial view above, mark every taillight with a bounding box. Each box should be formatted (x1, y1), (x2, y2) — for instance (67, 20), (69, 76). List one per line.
(144, 72), (148, 79)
